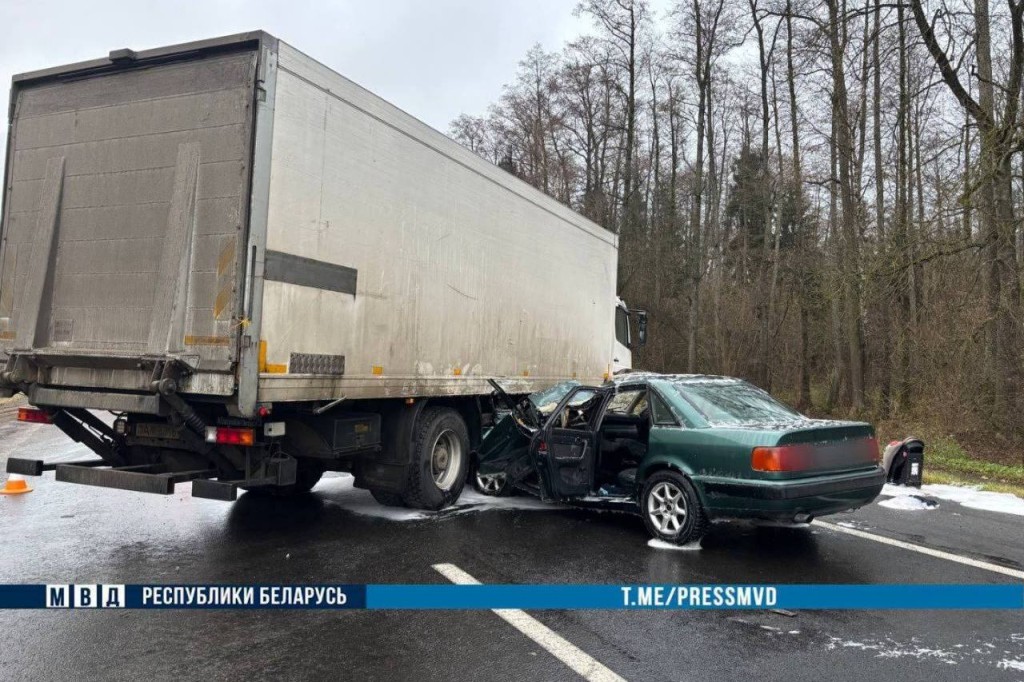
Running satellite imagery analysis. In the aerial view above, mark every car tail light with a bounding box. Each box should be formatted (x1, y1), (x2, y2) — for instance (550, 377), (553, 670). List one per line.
(205, 426), (255, 446)
(752, 437), (881, 472)
(864, 437), (880, 464)
(751, 445), (812, 472)
(17, 407), (53, 424)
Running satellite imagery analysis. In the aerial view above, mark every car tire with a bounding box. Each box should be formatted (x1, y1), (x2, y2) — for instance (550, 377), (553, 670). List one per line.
(401, 407), (469, 511)
(640, 471), (707, 545)
(370, 489), (406, 507)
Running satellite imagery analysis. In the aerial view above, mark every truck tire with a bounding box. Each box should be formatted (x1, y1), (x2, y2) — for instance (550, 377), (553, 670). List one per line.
(401, 407), (469, 510)
(370, 489), (405, 507)
(640, 471), (707, 545)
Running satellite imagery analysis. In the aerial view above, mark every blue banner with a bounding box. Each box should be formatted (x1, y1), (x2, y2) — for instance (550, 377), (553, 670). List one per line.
(0, 583), (1019, 610)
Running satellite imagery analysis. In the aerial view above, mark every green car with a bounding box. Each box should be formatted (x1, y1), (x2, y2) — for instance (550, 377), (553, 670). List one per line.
(476, 373), (885, 545)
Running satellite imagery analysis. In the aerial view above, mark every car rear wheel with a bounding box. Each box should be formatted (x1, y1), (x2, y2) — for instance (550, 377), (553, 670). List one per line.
(640, 471), (707, 545)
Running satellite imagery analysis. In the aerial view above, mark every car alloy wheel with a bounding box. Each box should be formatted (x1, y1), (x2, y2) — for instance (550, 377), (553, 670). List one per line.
(475, 471), (507, 495)
(647, 480), (687, 534)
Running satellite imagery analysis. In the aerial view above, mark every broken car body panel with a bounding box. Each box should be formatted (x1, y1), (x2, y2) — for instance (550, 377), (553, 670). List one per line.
(477, 374), (885, 522)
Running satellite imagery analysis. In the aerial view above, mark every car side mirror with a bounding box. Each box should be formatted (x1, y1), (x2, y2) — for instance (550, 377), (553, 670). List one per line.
(637, 311), (648, 348)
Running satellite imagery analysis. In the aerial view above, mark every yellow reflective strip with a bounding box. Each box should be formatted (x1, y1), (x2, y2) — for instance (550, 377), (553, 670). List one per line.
(265, 363), (288, 374)
(217, 237), (236, 276)
(258, 340), (268, 372)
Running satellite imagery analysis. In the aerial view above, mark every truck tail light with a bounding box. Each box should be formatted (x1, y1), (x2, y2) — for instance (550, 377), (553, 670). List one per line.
(17, 408), (53, 424)
(205, 426), (255, 446)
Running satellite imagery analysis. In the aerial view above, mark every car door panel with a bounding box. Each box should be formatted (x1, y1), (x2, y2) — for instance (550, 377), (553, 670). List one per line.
(534, 386), (610, 500)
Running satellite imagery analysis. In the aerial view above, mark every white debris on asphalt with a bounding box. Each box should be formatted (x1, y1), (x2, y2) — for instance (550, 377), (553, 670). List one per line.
(827, 635), (1024, 669)
(316, 475), (560, 522)
(877, 495), (938, 511)
(880, 483), (1024, 516)
(647, 538), (703, 551)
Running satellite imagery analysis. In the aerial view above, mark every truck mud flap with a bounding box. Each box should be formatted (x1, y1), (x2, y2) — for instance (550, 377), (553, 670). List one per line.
(55, 463), (216, 495)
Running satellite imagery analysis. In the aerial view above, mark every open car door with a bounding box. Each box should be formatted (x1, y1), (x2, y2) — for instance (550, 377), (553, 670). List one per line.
(534, 386), (611, 500)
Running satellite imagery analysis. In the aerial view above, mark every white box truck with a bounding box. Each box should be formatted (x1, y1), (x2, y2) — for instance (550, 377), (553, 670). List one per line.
(0, 32), (646, 508)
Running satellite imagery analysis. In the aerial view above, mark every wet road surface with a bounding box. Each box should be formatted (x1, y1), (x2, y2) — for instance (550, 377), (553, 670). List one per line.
(1, 417), (1022, 681)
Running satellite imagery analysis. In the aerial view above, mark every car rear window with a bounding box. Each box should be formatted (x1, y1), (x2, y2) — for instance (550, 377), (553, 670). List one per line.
(671, 381), (802, 425)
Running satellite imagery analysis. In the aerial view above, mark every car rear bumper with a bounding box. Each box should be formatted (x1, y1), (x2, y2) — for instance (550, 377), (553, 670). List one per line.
(698, 467), (885, 520)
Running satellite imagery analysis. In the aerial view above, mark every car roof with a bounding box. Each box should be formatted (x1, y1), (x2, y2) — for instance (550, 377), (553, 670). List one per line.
(606, 372), (744, 387)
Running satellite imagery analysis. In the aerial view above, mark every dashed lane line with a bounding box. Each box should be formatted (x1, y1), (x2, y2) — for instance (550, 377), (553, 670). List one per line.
(432, 563), (627, 682)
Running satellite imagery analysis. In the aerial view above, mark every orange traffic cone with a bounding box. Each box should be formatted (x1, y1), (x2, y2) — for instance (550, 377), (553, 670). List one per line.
(0, 473), (33, 495)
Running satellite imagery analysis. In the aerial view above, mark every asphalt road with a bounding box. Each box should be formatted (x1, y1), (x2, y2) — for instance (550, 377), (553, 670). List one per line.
(1, 416), (1022, 681)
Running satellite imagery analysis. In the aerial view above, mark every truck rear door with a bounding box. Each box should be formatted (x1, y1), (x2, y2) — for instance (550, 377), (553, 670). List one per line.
(0, 45), (259, 393)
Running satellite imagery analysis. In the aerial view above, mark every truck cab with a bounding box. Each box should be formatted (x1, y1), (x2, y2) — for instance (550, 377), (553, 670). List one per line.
(612, 298), (647, 374)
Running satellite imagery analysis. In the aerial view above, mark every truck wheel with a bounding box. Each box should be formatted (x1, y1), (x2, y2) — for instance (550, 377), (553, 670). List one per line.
(401, 407), (469, 510)
(640, 471), (707, 545)
(370, 489), (405, 507)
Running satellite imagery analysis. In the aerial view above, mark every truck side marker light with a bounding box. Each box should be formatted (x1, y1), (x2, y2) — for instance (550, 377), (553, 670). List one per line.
(453, 367), (462, 376)
(0, 474), (33, 495)
(372, 365), (384, 376)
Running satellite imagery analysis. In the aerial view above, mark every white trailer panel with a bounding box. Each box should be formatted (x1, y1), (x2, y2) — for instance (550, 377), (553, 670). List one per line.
(256, 42), (619, 402)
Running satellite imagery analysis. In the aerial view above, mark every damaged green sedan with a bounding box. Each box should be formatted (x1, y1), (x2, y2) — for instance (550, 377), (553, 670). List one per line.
(476, 374), (885, 545)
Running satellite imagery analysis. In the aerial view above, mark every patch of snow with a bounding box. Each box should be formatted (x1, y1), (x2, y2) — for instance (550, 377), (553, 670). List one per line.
(878, 495), (938, 511)
(880, 483), (1024, 516)
(998, 660), (1024, 672)
(827, 637), (958, 664)
(788, 630), (801, 635)
(647, 538), (703, 551)
(313, 475), (561, 522)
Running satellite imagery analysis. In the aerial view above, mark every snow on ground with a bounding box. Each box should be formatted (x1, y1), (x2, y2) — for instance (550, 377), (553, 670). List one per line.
(880, 483), (1024, 516)
(998, 659), (1024, 672)
(877, 494), (938, 511)
(314, 474), (560, 522)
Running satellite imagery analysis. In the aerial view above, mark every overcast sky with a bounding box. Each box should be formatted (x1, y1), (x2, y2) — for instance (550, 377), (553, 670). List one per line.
(0, 0), (606, 134)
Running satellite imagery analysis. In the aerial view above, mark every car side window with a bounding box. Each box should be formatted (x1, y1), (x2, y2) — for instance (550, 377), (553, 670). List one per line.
(554, 388), (605, 430)
(650, 390), (681, 426)
(606, 388), (643, 416)
(630, 395), (648, 416)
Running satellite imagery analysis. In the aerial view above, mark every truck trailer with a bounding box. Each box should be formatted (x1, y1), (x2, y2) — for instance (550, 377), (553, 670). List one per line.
(0, 31), (645, 508)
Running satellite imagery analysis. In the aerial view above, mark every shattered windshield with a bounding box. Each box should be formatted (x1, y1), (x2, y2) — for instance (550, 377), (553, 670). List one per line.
(529, 381), (580, 416)
(670, 380), (802, 425)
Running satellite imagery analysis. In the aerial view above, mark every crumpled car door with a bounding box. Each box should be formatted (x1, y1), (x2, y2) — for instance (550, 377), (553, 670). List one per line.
(476, 380), (580, 485)
(534, 386), (610, 500)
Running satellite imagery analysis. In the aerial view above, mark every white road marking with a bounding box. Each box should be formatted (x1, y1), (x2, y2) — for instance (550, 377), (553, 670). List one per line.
(432, 563), (626, 682)
(814, 520), (1024, 580)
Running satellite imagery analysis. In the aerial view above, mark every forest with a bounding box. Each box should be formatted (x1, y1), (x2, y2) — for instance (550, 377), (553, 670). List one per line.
(450, 0), (1024, 470)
